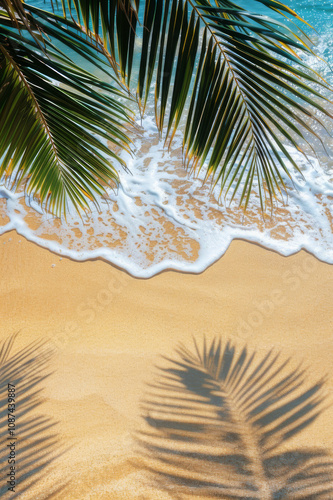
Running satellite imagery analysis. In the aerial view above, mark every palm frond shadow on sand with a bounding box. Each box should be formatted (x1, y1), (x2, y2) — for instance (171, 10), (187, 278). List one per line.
(0, 333), (67, 499)
(139, 337), (333, 499)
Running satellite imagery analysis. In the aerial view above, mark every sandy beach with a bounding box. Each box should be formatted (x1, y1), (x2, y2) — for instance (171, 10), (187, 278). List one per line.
(2, 0), (333, 498)
(1, 230), (333, 499)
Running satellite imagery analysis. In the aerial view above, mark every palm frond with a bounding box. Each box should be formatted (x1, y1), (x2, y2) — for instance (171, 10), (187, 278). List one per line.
(59, 0), (333, 210)
(0, 0), (41, 42)
(139, 337), (333, 498)
(0, 333), (67, 498)
(59, 0), (139, 80)
(0, 4), (132, 215)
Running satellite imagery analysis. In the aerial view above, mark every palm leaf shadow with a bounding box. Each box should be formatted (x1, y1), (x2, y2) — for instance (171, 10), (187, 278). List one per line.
(0, 332), (67, 499)
(139, 337), (333, 499)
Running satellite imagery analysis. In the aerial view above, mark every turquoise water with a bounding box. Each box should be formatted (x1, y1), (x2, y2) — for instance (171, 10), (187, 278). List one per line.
(25, 1), (333, 69)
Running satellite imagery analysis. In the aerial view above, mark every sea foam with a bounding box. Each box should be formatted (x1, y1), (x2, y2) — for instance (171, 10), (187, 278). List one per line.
(2, 0), (333, 277)
(1, 115), (333, 278)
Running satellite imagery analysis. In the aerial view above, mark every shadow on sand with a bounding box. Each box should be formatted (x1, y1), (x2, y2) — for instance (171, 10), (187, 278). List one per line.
(0, 332), (67, 499)
(139, 336), (333, 499)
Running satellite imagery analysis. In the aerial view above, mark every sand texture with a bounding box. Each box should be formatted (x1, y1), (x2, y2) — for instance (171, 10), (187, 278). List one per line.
(1, 230), (333, 499)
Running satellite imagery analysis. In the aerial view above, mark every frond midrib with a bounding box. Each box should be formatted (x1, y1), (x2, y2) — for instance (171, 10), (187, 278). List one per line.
(187, 0), (258, 143)
(0, 43), (62, 170)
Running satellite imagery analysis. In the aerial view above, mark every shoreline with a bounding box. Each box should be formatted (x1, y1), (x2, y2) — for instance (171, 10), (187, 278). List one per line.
(1, 230), (333, 499)
(1, 224), (333, 279)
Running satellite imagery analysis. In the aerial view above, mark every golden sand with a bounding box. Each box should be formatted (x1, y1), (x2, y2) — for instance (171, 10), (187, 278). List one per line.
(0, 230), (332, 499)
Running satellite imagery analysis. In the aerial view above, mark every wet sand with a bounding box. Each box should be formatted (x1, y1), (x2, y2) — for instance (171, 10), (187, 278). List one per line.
(1, 230), (333, 499)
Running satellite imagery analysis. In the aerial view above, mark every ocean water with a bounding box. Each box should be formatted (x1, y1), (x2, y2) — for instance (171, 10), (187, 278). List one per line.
(0, 0), (333, 277)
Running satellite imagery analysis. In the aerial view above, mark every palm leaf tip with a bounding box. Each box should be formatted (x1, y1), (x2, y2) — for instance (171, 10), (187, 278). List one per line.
(139, 336), (333, 498)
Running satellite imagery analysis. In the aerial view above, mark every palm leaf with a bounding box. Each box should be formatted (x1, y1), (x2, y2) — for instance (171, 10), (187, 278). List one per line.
(59, 0), (139, 80)
(0, 0), (42, 42)
(0, 3), (132, 215)
(59, 0), (333, 210)
(139, 337), (333, 498)
(0, 333), (67, 498)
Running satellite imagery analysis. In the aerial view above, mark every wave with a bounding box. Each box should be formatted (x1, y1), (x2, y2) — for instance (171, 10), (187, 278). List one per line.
(1, 115), (333, 278)
(1, 0), (333, 277)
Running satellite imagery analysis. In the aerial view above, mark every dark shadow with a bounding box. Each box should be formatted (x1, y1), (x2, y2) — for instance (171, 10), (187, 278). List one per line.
(138, 337), (333, 499)
(0, 333), (68, 499)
